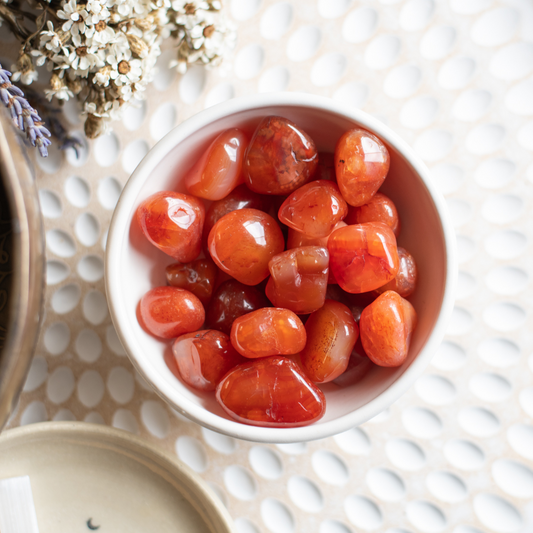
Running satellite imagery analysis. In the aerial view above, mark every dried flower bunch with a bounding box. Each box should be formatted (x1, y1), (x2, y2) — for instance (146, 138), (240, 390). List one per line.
(0, 64), (51, 156)
(0, 0), (235, 138)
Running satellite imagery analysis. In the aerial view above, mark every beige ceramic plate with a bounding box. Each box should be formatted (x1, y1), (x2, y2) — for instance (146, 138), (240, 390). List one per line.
(0, 422), (234, 533)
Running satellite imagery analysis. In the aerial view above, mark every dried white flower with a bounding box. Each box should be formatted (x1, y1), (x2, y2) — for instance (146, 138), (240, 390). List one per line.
(7, 0), (233, 137)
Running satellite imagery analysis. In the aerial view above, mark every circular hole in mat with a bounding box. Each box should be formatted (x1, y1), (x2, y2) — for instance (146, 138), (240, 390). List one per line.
(287, 475), (324, 512)
(406, 500), (447, 532)
(46, 260), (70, 285)
(175, 436), (208, 473)
(23, 356), (48, 392)
(249, 446), (283, 479)
(343, 495), (383, 529)
(473, 494), (522, 533)
(234, 44), (264, 80)
(261, 3), (292, 39)
(366, 467), (405, 501)
(44, 322), (71, 355)
(426, 471), (467, 503)
(75, 328), (102, 363)
(312, 450), (349, 486)
(140, 401), (169, 438)
(260, 498), (295, 533)
(286, 26), (321, 62)
(444, 439), (485, 470)
(385, 439), (426, 472)
(64, 175), (90, 207)
(202, 428), (237, 454)
(224, 465), (258, 501)
(77, 255), (104, 282)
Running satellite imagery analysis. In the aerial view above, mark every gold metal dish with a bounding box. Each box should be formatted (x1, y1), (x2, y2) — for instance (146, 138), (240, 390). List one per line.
(0, 110), (45, 430)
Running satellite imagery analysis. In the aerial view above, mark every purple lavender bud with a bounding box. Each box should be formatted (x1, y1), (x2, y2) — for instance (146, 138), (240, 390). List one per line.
(0, 63), (51, 157)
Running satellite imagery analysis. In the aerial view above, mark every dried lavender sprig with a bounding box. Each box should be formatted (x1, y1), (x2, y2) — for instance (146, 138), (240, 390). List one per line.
(0, 63), (50, 157)
(23, 86), (82, 156)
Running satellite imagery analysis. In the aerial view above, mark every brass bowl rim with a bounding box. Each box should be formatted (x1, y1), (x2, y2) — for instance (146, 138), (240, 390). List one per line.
(0, 110), (45, 431)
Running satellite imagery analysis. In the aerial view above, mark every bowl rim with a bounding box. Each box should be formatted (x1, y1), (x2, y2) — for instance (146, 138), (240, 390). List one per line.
(106, 92), (457, 443)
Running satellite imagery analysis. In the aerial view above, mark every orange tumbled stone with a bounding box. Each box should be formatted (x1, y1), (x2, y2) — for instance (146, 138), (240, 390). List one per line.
(185, 128), (249, 201)
(335, 128), (390, 207)
(278, 180), (348, 238)
(172, 330), (246, 391)
(136, 191), (205, 262)
(300, 300), (359, 383)
(375, 247), (418, 298)
(332, 338), (374, 387)
(139, 286), (205, 339)
(202, 184), (271, 254)
(345, 192), (401, 237)
(328, 222), (399, 293)
(265, 246), (329, 314)
(359, 290), (417, 367)
(208, 208), (285, 286)
(286, 221), (347, 249)
(216, 356), (326, 427)
(230, 307), (306, 358)
(244, 116), (318, 195)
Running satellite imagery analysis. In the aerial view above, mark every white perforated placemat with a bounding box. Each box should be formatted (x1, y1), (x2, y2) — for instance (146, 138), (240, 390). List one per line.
(3, 0), (533, 532)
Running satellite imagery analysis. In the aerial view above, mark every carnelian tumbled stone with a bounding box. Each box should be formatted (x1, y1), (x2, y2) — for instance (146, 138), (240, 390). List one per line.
(345, 192), (401, 237)
(205, 279), (270, 335)
(265, 246), (329, 314)
(332, 338), (374, 387)
(172, 330), (246, 391)
(311, 152), (336, 182)
(244, 116), (318, 195)
(216, 356), (326, 427)
(300, 300), (359, 383)
(202, 184), (271, 254)
(231, 308), (306, 358)
(208, 208), (285, 285)
(136, 191), (205, 262)
(375, 247), (418, 298)
(185, 129), (249, 201)
(166, 258), (218, 306)
(328, 222), (399, 293)
(139, 286), (205, 339)
(360, 290), (417, 367)
(286, 221), (347, 250)
(335, 128), (390, 207)
(278, 180), (348, 238)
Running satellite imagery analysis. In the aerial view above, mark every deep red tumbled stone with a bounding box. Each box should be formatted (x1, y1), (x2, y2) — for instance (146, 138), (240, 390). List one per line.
(244, 116), (318, 195)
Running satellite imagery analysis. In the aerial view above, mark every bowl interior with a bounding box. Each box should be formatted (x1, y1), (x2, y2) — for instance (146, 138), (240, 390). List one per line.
(110, 100), (448, 442)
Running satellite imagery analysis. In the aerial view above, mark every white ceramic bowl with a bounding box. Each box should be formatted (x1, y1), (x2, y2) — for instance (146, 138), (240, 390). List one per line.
(106, 93), (456, 443)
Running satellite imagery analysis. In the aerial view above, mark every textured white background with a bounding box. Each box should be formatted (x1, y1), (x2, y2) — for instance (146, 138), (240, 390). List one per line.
(3, 0), (533, 532)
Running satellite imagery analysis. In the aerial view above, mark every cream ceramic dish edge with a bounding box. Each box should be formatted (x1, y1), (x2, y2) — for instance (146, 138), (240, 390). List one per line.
(106, 92), (457, 443)
(0, 421), (235, 532)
